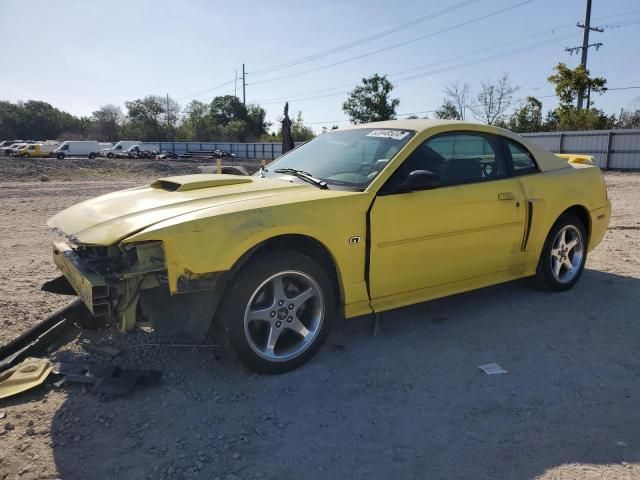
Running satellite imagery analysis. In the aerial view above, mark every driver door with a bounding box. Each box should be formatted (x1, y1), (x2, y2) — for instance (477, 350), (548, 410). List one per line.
(369, 132), (527, 309)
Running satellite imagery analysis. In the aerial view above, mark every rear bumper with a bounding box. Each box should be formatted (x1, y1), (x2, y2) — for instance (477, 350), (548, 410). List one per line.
(52, 241), (110, 316)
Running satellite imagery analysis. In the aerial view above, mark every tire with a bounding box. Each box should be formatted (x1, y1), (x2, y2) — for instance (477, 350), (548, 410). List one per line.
(89, 152), (96, 159)
(215, 250), (335, 374)
(107, 153), (114, 158)
(56, 153), (65, 159)
(535, 214), (587, 291)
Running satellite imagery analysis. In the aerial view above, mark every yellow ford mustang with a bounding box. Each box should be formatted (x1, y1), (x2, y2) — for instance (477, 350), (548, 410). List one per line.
(48, 120), (611, 373)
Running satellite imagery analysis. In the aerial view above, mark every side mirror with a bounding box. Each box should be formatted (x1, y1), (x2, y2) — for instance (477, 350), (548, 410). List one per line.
(397, 170), (440, 192)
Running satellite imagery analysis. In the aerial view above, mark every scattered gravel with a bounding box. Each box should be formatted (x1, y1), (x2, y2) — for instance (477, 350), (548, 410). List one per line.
(0, 171), (639, 479)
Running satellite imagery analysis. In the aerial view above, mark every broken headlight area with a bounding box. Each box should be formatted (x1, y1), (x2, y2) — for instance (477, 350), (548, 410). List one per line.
(49, 240), (167, 326)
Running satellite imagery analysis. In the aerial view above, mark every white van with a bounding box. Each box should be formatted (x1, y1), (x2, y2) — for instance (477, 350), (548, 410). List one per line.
(101, 140), (140, 158)
(53, 141), (101, 159)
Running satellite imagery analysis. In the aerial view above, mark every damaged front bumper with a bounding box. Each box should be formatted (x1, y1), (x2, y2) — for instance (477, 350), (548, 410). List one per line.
(51, 240), (167, 331)
(52, 241), (111, 316)
(49, 239), (224, 341)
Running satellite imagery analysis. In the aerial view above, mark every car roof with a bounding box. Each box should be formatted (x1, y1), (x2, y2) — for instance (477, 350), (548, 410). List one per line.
(342, 119), (485, 133)
(341, 119), (571, 173)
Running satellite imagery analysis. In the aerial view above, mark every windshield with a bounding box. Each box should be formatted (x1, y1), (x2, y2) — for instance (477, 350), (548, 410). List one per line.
(259, 128), (415, 190)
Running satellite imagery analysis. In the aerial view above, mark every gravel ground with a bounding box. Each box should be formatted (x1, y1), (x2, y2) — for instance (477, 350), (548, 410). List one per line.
(0, 163), (639, 480)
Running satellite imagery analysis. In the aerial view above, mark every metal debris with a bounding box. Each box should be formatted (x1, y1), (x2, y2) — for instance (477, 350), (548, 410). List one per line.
(478, 363), (508, 375)
(0, 358), (53, 399)
(53, 361), (161, 397)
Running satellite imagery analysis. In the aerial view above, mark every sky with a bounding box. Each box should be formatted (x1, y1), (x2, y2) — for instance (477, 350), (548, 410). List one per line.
(1, 0), (639, 132)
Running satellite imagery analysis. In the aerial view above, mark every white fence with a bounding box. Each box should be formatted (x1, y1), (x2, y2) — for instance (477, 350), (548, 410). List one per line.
(521, 130), (640, 170)
(155, 142), (304, 160)
(155, 130), (640, 169)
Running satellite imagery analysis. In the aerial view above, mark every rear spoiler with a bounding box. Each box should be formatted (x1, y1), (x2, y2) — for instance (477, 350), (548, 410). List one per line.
(556, 153), (596, 166)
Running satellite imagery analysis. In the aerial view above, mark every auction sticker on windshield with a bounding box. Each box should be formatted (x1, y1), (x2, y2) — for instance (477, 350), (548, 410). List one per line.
(366, 129), (411, 140)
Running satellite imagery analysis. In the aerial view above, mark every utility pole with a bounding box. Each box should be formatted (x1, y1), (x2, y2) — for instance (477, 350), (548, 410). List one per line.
(242, 63), (246, 105)
(166, 93), (170, 128)
(565, 0), (604, 109)
(234, 70), (238, 98)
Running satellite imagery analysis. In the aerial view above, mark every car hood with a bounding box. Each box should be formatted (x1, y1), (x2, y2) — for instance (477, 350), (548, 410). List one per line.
(48, 174), (317, 245)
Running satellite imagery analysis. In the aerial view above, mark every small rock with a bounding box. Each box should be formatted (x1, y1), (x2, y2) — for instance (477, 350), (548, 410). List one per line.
(0, 411), (5, 419)
(40, 174), (49, 182)
(4, 422), (14, 431)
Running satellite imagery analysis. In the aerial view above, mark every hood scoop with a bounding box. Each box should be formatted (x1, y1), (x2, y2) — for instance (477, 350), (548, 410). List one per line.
(151, 174), (253, 192)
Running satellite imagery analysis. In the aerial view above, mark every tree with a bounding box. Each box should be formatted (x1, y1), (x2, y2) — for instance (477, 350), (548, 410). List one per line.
(548, 63), (607, 109)
(508, 96), (543, 133)
(556, 107), (615, 131)
(281, 102), (294, 153)
(615, 99), (640, 129)
(180, 100), (211, 140)
(246, 104), (270, 139)
(443, 82), (470, 120)
(91, 104), (123, 141)
(617, 108), (640, 129)
(434, 100), (462, 120)
(471, 74), (518, 125)
(291, 112), (315, 142)
(124, 95), (173, 140)
(342, 74), (399, 124)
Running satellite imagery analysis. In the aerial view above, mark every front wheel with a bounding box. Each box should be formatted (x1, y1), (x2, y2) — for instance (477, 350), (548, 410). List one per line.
(56, 153), (65, 159)
(536, 214), (587, 291)
(215, 250), (335, 374)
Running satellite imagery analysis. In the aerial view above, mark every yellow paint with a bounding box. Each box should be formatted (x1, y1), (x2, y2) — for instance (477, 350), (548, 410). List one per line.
(48, 120), (611, 319)
(0, 358), (52, 400)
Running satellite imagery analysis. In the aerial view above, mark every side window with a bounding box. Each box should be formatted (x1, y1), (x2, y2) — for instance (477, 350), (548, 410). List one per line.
(426, 134), (506, 186)
(506, 140), (538, 175)
(381, 133), (507, 193)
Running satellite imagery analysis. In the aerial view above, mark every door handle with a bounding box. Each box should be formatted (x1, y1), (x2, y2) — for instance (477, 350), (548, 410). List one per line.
(498, 192), (515, 201)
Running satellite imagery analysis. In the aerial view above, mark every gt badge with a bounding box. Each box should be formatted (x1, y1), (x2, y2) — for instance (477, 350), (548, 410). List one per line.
(349, 236), (361, 244)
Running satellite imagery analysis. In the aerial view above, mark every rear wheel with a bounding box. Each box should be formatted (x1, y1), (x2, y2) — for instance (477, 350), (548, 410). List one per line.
(536, 214), (587, 291)
(215, 250), (335, 374)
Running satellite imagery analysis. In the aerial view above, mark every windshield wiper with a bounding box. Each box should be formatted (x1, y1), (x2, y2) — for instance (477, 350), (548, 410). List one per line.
(274, 168), (328, 189)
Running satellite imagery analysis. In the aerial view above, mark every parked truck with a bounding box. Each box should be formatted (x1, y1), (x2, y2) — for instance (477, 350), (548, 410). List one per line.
(19, 143), (59, 158)
(100, 140), (139, 158)
(53, 141), (101, 159)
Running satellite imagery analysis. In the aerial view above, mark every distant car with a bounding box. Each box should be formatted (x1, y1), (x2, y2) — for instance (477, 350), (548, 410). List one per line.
(213, 149), (236, 159)
(19, 143), (59, 158)
(0, 140), (26, 150)
(53, 141), (101, 159)
(48, 120), (611, 373)
(4, 143), (29, 156)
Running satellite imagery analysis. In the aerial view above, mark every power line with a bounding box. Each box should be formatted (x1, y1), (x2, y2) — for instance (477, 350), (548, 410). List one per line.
(249, 0), (480, 76)
(249, 0), (534, 86)
(175, 78), (236, 102)
(305, 86), (640, 125)
(255, 32), (579, 106)
(175, 7), (640, 105)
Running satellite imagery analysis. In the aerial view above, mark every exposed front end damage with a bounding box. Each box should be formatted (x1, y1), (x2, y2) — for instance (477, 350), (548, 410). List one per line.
(50, 239), (220, 342)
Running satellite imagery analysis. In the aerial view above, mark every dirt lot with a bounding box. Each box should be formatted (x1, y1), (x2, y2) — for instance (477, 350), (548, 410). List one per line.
(0, 160), (639, 479)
